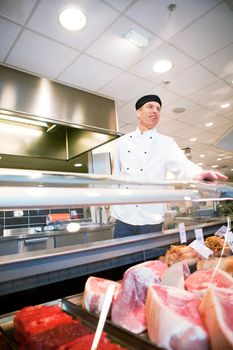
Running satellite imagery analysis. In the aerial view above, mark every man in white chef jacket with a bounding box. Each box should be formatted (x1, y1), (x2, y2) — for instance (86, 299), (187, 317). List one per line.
(111, 94), (228, 238)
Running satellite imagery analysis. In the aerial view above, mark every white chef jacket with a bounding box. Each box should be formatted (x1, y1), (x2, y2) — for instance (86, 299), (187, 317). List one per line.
(111, 127), (203, 226)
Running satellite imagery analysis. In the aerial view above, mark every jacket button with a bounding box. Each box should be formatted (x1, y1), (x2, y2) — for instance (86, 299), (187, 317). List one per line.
(128, 150), (130, 153)
(140, 169), (143, 171)
(150, 136), (152, 139)
(127, 168), (129, 170)
(144, 151), (147, 154)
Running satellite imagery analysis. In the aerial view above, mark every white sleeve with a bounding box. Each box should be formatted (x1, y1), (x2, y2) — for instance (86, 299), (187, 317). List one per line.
(165, 139), (203, 179)
(112, 139), (121, 176)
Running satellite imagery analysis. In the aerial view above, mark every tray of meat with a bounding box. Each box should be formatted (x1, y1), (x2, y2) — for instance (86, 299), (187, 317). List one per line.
(0, 299), (163, 350)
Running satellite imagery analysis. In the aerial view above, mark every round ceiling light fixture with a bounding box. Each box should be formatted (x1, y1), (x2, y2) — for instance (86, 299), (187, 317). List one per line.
(58, 7), (87, 31)
(153, 60), (173, 73)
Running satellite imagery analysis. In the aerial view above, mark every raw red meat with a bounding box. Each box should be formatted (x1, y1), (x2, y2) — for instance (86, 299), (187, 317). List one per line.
(199, 286), (233, 350)
(22, 320), (92, 350)
(145, 284), (209, 350)
(111, 260), (167, 333)
(58, 332), (128, 350)
(185, 268), (233, 294)
(82, 277), (121, 316)
(14, 305), (73, 346)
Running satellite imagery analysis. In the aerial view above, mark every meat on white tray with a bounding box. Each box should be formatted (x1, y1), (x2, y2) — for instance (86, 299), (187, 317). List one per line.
(145, 284), (209, 350)
(111, 260), (167, 334)
(199, 285), (233, 350)
(82, 277), (121, 316)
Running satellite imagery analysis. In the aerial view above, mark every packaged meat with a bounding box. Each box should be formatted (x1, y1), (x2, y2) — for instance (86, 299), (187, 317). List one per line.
(111, 260), (167, 334)
(82, 277), (121, 316)
(199, 286), (233, 350)
(159, 244), (199, 266)
(185, 268), (233, 295)
(145, 284), (209, 350)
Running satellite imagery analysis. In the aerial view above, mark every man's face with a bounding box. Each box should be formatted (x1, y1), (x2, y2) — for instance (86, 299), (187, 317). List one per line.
(137, 101), (161, 130)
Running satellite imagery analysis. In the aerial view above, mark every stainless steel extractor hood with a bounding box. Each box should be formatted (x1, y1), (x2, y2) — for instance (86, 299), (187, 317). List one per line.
(0, 65), (120, 172)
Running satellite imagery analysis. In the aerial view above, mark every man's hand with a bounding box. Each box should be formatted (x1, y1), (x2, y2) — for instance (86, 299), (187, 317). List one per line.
(195, 170), (228, 182)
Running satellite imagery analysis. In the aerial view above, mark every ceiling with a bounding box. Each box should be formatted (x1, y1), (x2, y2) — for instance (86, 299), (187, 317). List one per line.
(0, 0), (233, 177)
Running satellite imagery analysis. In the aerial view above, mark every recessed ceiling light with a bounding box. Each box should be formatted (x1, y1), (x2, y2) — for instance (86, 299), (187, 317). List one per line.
(220, 102), (230, 109)
(205, 122), (213, 127)
(58, 7), (87, 31)
(74, 163), (82, 167)
(173, 107), (186, 113)
(212, 165), (218, 168)
(196, 162), (203, 166)
(124, 29), (149, 48)
(217, 158), (222, 161)
(200, 154), (205, 158)
(190, 137), (197, 142)
(153, 60), (173, 73)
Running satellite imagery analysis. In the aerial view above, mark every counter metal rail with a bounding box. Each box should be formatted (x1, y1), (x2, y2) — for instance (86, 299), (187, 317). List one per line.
(0, 168), (232, 210)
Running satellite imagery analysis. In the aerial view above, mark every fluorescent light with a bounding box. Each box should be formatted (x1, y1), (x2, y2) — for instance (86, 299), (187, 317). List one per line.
(212, 165), (218, 168)
(205, 122), (213, 127)
(220, 102), (230, 109)
(190, 137), (197, 142)
(124, 29), (149, 48)
(0, 114), (47, 127)
(74, 163), (82, 167)
(0, 122), (43, 137)
(153, 60), (173, 73)
(58, 7), (87, 31)
(217, 158), (222, 161)
(200, 154), (205, 158)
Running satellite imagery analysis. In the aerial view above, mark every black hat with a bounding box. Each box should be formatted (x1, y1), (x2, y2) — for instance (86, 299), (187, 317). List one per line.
(135, 94), (162, 110)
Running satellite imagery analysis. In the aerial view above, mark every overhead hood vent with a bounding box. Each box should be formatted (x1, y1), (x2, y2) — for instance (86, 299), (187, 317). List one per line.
(0, 65), (119, 171)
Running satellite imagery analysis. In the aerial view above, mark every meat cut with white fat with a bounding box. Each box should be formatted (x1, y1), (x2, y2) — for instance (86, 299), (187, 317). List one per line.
(111, 260), (167, 334)
(145, 284), (209, 350)
(199, 286), (233, 350)
(82, 277), (121, 316)
(185, 268), (233, 295)
(161, 261), (190, 289)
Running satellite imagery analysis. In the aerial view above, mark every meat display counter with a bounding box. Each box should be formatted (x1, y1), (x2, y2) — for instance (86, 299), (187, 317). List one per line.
(0, 169), (232, 303)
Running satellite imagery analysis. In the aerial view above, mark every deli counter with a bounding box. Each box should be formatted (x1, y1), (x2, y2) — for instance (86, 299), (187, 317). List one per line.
(0, 169), (232, 312)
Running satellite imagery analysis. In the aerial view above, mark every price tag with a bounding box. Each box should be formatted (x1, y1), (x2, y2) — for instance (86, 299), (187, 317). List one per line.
(215, 225), (227, 237)
(190, 240), (213, 259)
(179, 223), (187, 243)
(195, 228), (204, 245)
(225, 231), (233, 253)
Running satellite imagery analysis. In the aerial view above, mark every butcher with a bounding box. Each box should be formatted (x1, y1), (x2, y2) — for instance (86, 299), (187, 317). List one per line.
(111, 94), (228, 238)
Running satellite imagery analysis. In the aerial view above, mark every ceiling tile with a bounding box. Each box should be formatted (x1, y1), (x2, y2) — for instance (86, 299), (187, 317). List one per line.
(201, 43), (233, 78)
(86, 16), (162, 70)
(27, 0), (119, 50)
(58, 54), (122, 91)
(103, 0), (135, 12)
(162, 98), (201, 120)
(129, 43), (195, 83)
(223, 73), (233, 86)
(157, 119), (188, 134)
(6, 29), (79, 78)
(177, 108), (219, 125)
(119, 123), (136, 134)
(187, 80), (233, 107)
(99, 72), (154, 101)
(125, 0), (219, 40)
(0, 0), (37, 24)
(168, 64), (218, 96)
(117, 103), (137, 124)
(147, 86), (180, 107)
(0, 18), (22, 61)
(171, 3), (233, 61)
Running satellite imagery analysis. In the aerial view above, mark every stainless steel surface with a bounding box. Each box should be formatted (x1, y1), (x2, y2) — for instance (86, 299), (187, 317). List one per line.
(0, 65), (117, 132)
(0, 65), (119, 171)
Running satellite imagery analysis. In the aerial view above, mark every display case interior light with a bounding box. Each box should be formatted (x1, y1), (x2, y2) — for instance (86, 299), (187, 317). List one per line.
(124, 29), (149, 48)
(58, 7), (87, 31)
